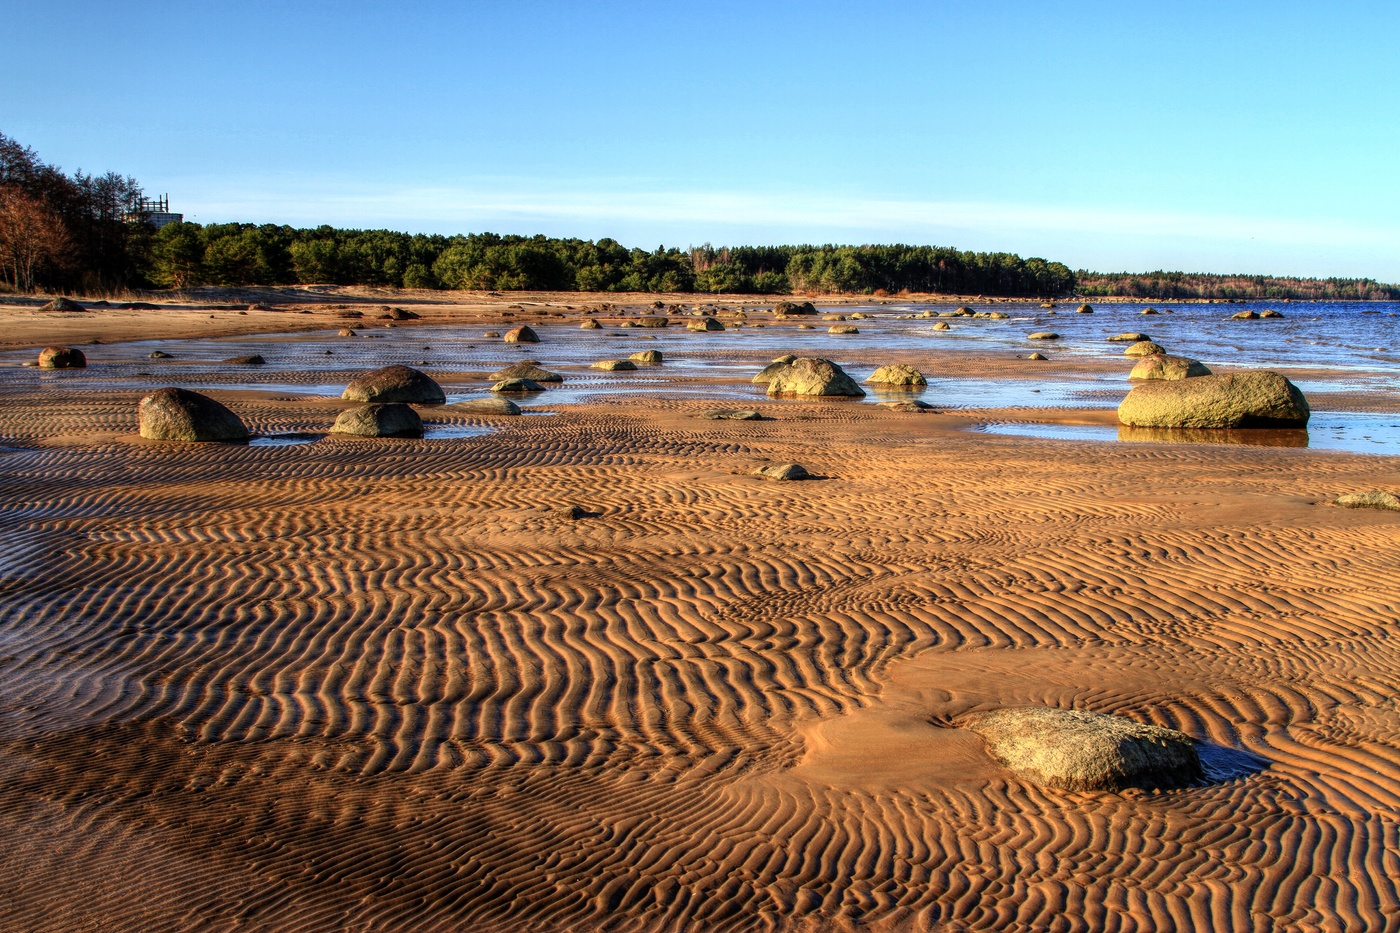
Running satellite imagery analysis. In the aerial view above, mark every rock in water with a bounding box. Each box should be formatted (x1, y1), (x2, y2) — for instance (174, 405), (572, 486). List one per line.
(1129, 354), (1211, 381)
(41, 297), (85, 312)
(591, 359), (637, 371)
(865, 364), (928, 386)
(962, 707), (1203, 792)
(752, 360), (795, 384)
(1124, 341), (1165, 357)
(828, 324), (859, 334)
(932, 321), (952, 331)
(751, 463), (810, 480)
(765, 358), (866, 397)
(1108, 332), (1150, 342)
(492, 378), (544, 393)
(331, 403), (424, 437)
(451, 397), (521, 415)
(504, 325), (539, 343)
(342, 365), (445, 404)
(772, 300), (818, 316)
(630, 349), (663, 363)
(1334, 491), (1400, 511)
(687, 317), (724, 331)
(38, 346), (86, 369)
(138, 388), (249, 442)
(1260, 308), (1284, 318)
(490, 362), (563, 383)
(1118, 371), (1309, 428)
(338, 328), (357, 337)
(222, 354), (266, 365)
(1076, 303), (1094, 313)
(1027, 332), (1060, 340)
(1232, 309), (1261, 320)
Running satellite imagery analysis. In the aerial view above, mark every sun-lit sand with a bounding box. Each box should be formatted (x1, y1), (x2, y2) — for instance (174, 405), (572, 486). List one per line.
(2, 289), (1399, 931)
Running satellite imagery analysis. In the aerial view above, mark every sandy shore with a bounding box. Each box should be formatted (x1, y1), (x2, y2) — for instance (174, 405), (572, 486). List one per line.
(2, 292), (1399, 932)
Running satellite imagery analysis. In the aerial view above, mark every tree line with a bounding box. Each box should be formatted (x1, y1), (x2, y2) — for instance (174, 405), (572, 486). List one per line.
(1075, 270), (1400, 301)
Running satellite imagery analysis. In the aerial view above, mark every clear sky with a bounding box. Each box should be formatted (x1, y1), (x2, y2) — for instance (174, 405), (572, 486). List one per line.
(5, 1), (1399, 279)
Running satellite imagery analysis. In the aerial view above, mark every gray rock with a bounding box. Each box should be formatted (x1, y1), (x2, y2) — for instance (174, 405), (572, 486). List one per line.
(1231, 310), (1260, 320)
(751, 463), (810, 480)
(1334, 491), (1400, 511)
(878, 400), (934, 412)
(342, 365), (446, 404)
(504, 325), (539, 343)
(331, 403), (424, 438)
(687, 317), (724, 331)
(492, 378), (544, 393)
(222, 354), (266, 365)
(1129, 354), (1211, 381)
(138, 388), (249, 442)
(772, 300), (818, 316)
(765, 358), (866, 397)
(450, 396), (521, 415)
(38, 346), (86, 369)
(489, 363), (563, 383)
(40, 297), (85, 312)
(865, 364), (927, 386)
(1118, 371), (1309, 428)
(962, 706), (1203, 792)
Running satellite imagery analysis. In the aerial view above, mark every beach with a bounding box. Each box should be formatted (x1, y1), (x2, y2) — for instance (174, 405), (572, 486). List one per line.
(2, 290), (1399, 932)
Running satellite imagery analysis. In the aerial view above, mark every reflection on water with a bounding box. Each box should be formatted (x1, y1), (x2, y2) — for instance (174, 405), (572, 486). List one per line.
(423, 424), (493, 440)
(249, 433), (320, 447)
(1117, 425), (1309, 447)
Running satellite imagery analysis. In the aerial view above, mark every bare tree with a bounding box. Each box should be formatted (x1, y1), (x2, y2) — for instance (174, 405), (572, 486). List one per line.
(0, 187), (72, 292)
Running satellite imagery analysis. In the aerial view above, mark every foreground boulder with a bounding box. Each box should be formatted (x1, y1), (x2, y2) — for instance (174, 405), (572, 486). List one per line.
(752, 463), (810, 481)
(342, 365), (445, 404)
(38, 346), (86, 369)
(1334, 491), (1400, 511)
(490, 362), (563, 383)
(1129, 354), (1211, 381)
(765, 358), (866, 397)
(772, 300), (818, 316)
(1119, 371), (1309, 428)
(332, 403), (423, 437)
(962, 707), (1202, 792)
(865, 364), (927, 386)
(580, 319), (602, 329)
(138, 388), (249, 442)
(503, 325), (539, 343)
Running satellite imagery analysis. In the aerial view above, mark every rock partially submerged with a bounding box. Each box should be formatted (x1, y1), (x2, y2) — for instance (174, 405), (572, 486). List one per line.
(492, 378), (544, 393)
(138, 388), (249, 442)
(752, 356), (798, 385)
(962, 707), (1203, 792)
(1334, 491), (1400, 511)
(687, 317), (724, 331)
(38, 346), (86, 369)
(451, 396), (521, 415)
(1232, 309), (1261, 320)
(751, 463), (810, 481)
(932, 321), (952, 331)
(1129, 354), (1211, 381)
(765, 358), (866, 398)
(331, 403), (424, 438)
(865, 364), (927, 386)
(1118, 371), (1309, 428)
(342, 365), (445, 404)
(504, 325), (539, 343)
(1108, 332), (1150, 342)
(592, 359), (637, 371)
(878, 400), (934, 412)
(772, 300), (818, 316)
(490, 362), (563, 383)
(828, 324), (859, 334)
(1027, 332), (1060, 340)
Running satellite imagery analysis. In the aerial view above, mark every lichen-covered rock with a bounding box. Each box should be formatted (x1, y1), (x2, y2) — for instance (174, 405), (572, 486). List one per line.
(752, 463), (810, 481)
(752, 359), (795, 385)
(962, 707), (1203, 792)
(1124, 341), (1165, 357)
(765, 358), (866, 397)
(38, 346), (86, 369)
(1260, 308), (1284, 319)
(1076, 304), (1094, 313)
(138, 388), (249, 442)
(1334, 491), (1400, 511)
(489, 362), (563, 383)
(331, 403), (424, 437)
(932, 321), (951, 331)
(342, 365), (445, 404)
(1129, 354), (1211, 381)
(630, 350), (663, 363)
(865, 364), (927, 386)
(591, 359), (637, 371)
(1118, 371), (1309, 428)
(503, 325), (539, 343)
(1232, 310), (1260, 320)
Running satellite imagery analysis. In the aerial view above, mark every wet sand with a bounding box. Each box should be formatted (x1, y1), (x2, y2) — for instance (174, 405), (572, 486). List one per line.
(2, 293), (1400, 932)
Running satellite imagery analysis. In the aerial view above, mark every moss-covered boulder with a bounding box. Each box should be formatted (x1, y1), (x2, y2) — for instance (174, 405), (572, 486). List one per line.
(1129, 355), (1211, 381)
(342, 365), (445, 404)
(765, 358), (865, 397)
(138, 388), (249, 442)
(1118, 371), (1309, 428)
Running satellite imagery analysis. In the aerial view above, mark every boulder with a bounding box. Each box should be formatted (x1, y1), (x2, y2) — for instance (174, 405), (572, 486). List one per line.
(752, 360), (795, 385)
(822, 314), (847, 321)
(504, 325), (540, 343)
(865, 364), (927, 386)
(248, 303), (272, 311)
(40, 297), (85, 312)
(342, 365), (446, 404)
(630, 349), (663, 364)
(1027, 332), (1059, 340)
(1232, 310), (1260, 320)
(37, 346), (86, 369)
(591, 359), (637, 371)
(580, 319), (602, 329)
(688, 317), (724, 331)
(1260, 308), (1284, 319)
(1124, 341), (1165, 357)
(878, 400), (933, 412)
(932, 321), (952, 331)
(1129, 354), (1211, 381)
(451, 396), (521, 415)
(1334, 491), (1400, 512)
(490, 362), (562, 383)
(1076, 304), (1094, 313)
(1027, 352), (1049, 361)
(148, 350), (172, 359)
(1141, 307), (1160, 315)
(828, 324), (859, 334)
(772, 300), (818, 316)
(1108, 332), (1150, 342)
(386, 306), (419, 321)
(986, 311), (1011, 320)
(492, 378), (544, 393)
(702, 409), (764, 420)
(765, 358), (866, 398)
(138, 388), (249, 442)
(223, 354), (266, 365)
(1118, 371), (1309, 428)
(338, 328), (357, 337)
(962, 707), (1202, 792)
(751, 463), (810, 481)
(636, 316), (670, 328)
(331, 403), (424, 438)
(483, 331), (501, 338)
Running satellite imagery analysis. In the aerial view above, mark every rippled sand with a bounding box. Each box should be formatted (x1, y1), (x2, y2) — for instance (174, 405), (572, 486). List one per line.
(2, 295), (1400, 932)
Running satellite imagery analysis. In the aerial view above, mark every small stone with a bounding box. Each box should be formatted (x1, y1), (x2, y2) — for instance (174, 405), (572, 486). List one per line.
(1028, 352), (1049, 361)
(580, 319), (602, 329)
(338, 328), (356, 337)
(148, 351), (172, 359)
(451, 396), (521, 415)
(1108, 332), (1150, 342)
(828, 324), (859, 334)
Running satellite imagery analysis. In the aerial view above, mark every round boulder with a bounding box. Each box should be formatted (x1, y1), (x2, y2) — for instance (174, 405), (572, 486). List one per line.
(766, 358), (866, 398)
(504, 325), (540, 343)
(1076, 304), (1094, 313)
(865, 364), (927, 386)
(1231, 310), (1260, 320)
(41, 297), (85, 312)
(1260, 308), (1284, 319)
(222, 354), (266, 365)
(1124, 340), (1165, 357)
(1118, 371), (1309, 428)
(962, 707), (1202, 792)
(38, 346), (86, 369)
(580, 319), (602, 329)
(752, 358), (796, 385)
(331, 403), (423, 438)
(688, 317), (724, 331)
(138, 388), (249, 443)
(492, 378), (544, 393)
(342, 365), (445, 404)
(932, 321), (952, 331)
(1129, 354), (1211, 381)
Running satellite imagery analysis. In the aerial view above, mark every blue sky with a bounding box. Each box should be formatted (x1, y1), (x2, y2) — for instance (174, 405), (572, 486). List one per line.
(5, 1), (1399, 278)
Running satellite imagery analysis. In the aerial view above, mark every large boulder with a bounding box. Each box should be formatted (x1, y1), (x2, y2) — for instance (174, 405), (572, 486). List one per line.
(490, 362), (562, 383)
(962, 707), (1202, 792)
(630, 349), (663, 364)
(1124, 341), (1165, 357)
(1129, 354), (1211, 381)
(772, 300), (818, 316)
(1334, 491), (1400, 511)
(342, 365), (445, 404)
(635, 316), (670, 328)
(331, 403), (424, 438)
(828, 324), (859, 334)
(765, 358), (866, 398)
(492, 378), (544, 393)
(503, 325), (539, 343)
(138, 388), (249, 442)
(1118, 371), (1309, 428)
(865, 364), (927, 386)
(752, 356), (797, 385)
(38, 346), (86, 369)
